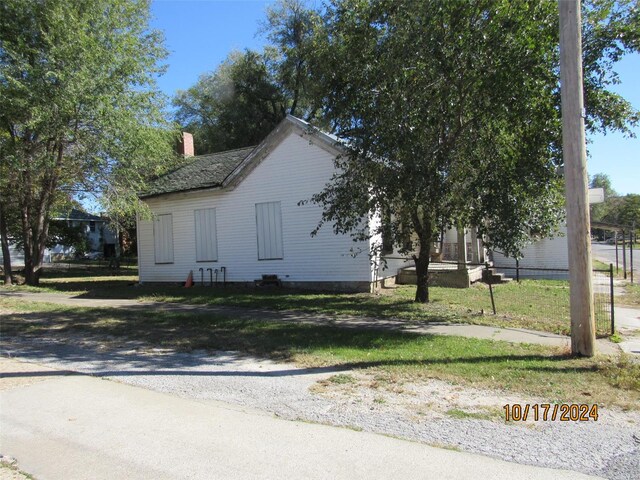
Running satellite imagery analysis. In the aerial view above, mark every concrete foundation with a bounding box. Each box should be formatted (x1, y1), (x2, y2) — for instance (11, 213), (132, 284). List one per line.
(396, 265), (484, 289)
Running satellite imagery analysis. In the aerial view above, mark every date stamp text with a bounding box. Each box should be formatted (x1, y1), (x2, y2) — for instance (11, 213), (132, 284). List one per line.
(503, 403), (598, 422)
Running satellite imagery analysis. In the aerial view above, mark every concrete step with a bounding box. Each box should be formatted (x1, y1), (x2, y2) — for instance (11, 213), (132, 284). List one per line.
(483, 269), (513, 284)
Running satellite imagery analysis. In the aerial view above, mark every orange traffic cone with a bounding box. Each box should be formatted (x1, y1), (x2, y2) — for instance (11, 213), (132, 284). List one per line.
(185, 270), (194, 288)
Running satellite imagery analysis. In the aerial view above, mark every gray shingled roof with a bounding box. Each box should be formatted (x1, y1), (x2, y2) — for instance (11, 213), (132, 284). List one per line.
(142, 146), (256, 198)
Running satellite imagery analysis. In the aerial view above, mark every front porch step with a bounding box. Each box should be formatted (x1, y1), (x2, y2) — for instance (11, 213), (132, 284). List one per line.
(482, 268), (513, 284)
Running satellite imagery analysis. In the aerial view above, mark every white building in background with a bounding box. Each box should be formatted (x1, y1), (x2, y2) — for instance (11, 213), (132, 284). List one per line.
(49, 209), (117, 259)
(491, 225), (569, 270)
(0, 209), (118, 268)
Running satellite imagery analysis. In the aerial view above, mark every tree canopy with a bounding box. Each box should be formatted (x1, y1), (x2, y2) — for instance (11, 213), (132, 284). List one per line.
(173, 50), (288, 154)
(306, 0), (639, 302)
(0, 0), (177, 284)
(173, 0), (321, 154)
(590, 173), (640, 229)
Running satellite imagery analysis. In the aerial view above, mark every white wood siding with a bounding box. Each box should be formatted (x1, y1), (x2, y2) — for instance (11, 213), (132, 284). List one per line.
(138, 132), (372, 284)
(153, 214), (174, 264)
(194, 208), (218, 262)
(256, 202), (283, 260)
(492, 225), (569, 278)
(368, 211), (412, 282)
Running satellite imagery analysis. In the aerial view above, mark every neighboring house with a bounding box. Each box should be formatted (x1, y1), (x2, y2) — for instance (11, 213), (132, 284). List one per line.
(491, 190), (605, 279)
(137, 115), (409, 292)
(0, 210), (117, 268)
(50, 209), (117, 259)
(491, 225), (569, 280)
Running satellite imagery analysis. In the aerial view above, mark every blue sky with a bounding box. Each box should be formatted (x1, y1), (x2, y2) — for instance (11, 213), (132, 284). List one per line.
(150, 0), (639, 195)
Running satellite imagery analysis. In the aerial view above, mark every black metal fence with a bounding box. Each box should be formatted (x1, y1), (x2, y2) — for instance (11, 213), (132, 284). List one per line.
(487, 263), (614, 337)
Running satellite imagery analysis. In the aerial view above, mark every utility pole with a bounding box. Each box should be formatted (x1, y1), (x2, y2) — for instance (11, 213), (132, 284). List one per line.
(559, 0), (596, 356)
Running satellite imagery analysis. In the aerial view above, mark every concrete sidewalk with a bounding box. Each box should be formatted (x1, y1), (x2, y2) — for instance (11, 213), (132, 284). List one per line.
(1, 290), (621, 355)
(0, 358), (600, 480)
(615, 306), (640, 355)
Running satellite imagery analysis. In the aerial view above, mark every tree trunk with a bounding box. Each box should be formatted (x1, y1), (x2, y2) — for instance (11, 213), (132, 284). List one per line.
(412, 211), (435, 303)
(21, 141), (62, 286)
(22, 207), (47, 286)
(0, 202), (12, 285)
(112, 224), (122, 269)
(23, 241), (42, 286)
(24, 207), (53, 286)
(413, 250), (431, 303)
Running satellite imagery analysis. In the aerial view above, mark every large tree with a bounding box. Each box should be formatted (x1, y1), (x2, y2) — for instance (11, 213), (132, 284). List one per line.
(173, 50), (288, 154)
(173, 0), (322, 155)
(307, 0), (639, 302)
(0, 0), (176, 285)
(600, 193), (640, 228)
(261, 0), (321, 119)
(616, 194), (640, 228)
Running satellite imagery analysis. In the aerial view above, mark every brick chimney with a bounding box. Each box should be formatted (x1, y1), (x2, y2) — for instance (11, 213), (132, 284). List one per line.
(177, 132), (194, 158)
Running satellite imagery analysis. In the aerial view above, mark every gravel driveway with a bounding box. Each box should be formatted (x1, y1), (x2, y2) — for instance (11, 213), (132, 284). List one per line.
(2, 333), (638, 480)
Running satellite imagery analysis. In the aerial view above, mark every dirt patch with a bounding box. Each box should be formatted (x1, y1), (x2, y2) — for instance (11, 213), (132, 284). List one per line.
(312, 371), (535, 423)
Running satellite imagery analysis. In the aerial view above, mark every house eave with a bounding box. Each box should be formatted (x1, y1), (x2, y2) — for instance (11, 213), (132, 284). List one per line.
(139, 184), (225, 201)
(222, 115), (344, 189)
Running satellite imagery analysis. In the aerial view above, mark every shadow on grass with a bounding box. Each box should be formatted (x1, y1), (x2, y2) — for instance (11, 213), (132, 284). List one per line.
(1, 305), (592, 375)
(37, 283), (456, 324)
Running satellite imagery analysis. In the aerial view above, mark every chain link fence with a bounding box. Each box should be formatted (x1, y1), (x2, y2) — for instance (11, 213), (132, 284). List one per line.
(487, 263), (614, 337)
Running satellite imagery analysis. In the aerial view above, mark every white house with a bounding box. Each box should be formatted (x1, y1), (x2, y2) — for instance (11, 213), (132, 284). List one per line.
(50, 209), (118, 259)
(491, 225), (569, 280)
(137, 115), (410, 291)
(0, 209), (118, 268)
(489, 190), (606, 279)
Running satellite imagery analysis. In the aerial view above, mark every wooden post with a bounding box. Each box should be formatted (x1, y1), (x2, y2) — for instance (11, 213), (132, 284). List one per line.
(486, 263), (496, 315)
(610, 263), (615, 335)
(622, 229), (627, 280)
(470, 228), (480, 264)
(559, 0), (596, 356)
(457, 226), (467, 270)
(615, 232), (619, 273)
(630, 226), (634, 284)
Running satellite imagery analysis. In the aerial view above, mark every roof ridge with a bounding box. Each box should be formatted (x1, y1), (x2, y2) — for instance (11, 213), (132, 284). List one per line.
(194, 145), (256, 158)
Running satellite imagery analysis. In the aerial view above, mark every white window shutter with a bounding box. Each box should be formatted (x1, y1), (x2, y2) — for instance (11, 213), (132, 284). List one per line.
(154, 214), (174, 264)
(194, 208), (218, 262)
(255, 202), (283, 260)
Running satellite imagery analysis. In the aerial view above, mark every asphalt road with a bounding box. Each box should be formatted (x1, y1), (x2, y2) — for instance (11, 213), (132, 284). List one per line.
(592, 242), (639, 274)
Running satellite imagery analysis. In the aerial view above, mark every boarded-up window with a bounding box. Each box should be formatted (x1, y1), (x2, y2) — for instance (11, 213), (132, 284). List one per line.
(194, 208), (218, 262)
(154, 214), (174, 264)
(255, 202), (283, 260)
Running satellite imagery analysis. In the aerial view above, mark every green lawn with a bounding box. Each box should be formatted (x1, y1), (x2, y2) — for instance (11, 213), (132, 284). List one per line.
(1, 297), (637, 409)
(8, 277), (577, 333)
(2, 267), (605, 335)
(593, 258), (615, 274)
